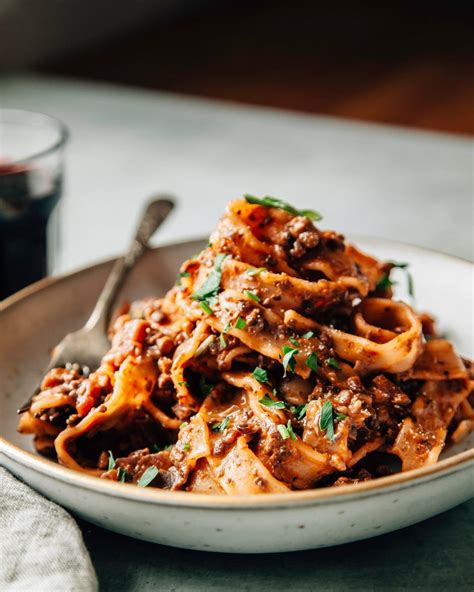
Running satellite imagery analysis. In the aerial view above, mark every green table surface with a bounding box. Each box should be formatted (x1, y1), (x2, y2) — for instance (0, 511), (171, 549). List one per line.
(79, 498), (473, 591)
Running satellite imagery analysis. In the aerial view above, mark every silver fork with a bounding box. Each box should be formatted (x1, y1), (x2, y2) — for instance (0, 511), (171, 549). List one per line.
(17, 196), (175, 414)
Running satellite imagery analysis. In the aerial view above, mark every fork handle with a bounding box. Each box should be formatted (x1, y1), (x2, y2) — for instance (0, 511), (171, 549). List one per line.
(85, 197), (174, 333)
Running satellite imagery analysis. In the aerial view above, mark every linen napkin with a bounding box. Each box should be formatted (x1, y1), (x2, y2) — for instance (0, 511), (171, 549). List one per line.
(0, 467), (98, 592)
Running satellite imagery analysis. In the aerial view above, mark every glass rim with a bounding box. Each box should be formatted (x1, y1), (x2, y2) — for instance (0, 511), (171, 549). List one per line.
(0, 108), (69, 165)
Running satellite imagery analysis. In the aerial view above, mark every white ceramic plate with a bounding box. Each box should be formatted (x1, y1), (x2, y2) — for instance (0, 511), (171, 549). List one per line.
(0, 237), (473, 553)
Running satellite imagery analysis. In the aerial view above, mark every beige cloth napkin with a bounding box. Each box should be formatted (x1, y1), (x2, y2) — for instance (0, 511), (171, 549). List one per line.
(0, 467), (98, 592)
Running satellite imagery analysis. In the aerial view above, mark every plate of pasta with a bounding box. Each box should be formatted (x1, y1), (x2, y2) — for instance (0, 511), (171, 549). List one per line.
(0, 196), (472, 552)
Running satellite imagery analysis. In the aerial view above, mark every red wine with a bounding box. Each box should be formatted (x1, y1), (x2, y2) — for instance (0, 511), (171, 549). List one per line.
(0, 162), (62, 299)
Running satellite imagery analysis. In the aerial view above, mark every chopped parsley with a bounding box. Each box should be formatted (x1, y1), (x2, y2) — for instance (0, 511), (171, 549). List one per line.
(291, 403), (308, 420)
(259, 394), (286, 410)
(199, 375), (214, 397)
(336, 412), (347, 422)
(376, 274), (394, 290)
(282, 345), (299, 376)
(289, 337), (299, 347)
(326, 357), (341, 370)
(319, 400), (336, 442)
(246, 267), (266, 276)
(179, 271), (191, 278)
(252, 366), (269, 383)
(219, 333), (227, 348)
(235, 317), (247, 330)
(177, 381), (188, 387)
(211, 416), (230, 432)
(183, 443), (191, 452)
(278, 420), (297, 441)
(244, 290), (260, 303)
(223, 322), (231, 332)
(138, 466), (159, 488)
(192, 253), (228, 305)
(199, 301), (213, 315)
(107, 450), (116, 471)
(305, 352), (319, 373)
(179, 422), (189, 430)
(244, 194), (322, 222)
(303, 331), (314, 339)
(117, 467), (128, 483)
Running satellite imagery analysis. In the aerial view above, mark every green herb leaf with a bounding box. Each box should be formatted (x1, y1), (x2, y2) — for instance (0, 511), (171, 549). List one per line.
(183, 443), (191, 452)
(252, 366), (269, 383)
(319, 400), (335, 442)
(199, 375), (214, 397)
(376, 274), (394, 290)
(286, 419), (297, 441)
(117, 467), (128, 483)
(305, 352), (319, 373)
(177, 381), (188, 387)
(291, 403), (308, 420)
(244, 290), (260, 303)
(211, 416), (230, 433)
(244, 194), (322, 222)
(259, 394), (286, 410)
(303, 331), (314, 339)
(199, 301), (214, 315)
(179, 271), (191, 278)
(192, 253), (228, 303)
(277, 424), (290, 440)
(407, 271), (415, 297)
(235, 317), (247, 330)
(107, 450), (115, 471)
(219, 333), (227, 348)
(326, 357), (341, 370)
(289, 337), (299, 347)
(246, 267), (266, 276)
(388, 261), (409, 269)
(335, 412), (346, 422)
(223, 322), (231, 332)
(179, 422), (189, 430)
(282, 346), (299, 376)
(138, 466), (159, 487)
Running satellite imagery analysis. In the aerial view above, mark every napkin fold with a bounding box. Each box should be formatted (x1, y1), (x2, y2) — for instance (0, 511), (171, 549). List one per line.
(0, 467), (98, 592)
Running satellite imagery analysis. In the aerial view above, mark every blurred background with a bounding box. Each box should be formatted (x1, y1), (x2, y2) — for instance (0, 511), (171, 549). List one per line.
(1, 0), (473, 134)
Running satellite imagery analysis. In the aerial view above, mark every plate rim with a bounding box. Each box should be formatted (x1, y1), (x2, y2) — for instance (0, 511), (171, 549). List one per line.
(1, 235), (473, 509)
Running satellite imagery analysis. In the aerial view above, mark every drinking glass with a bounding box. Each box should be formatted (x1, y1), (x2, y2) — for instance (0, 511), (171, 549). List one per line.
(0, 109), (68, 299)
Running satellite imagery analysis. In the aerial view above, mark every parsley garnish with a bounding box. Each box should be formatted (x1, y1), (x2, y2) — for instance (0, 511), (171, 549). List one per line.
(211, 416), (230, 432)
(246, 267), (266, 276)
(117, 467), (128, 483)
(138, 466), (159, 487)
(259, 394), (286, 409)
(326, 357), (341, 370)
(252, 366), (269, 383)
(177, 381), (188, 387)
(282, 345), (299, 376)
(289, 337), (299, 347)
(179, 422), (188, 430)
(199, 301), (213, 315)
(223, 322), (231, 332)
(291, 403), (308, 420)
(235, 317), (247, 330)
(244, 194), (322, 222)
(336, 412), (346, 422)
(219, 333), (227, 348)
(278, 420), (297, 441)
(376, 274), (394, 290)
(107, 450), (115, 471)
(303, 331), (314, 339)
(199, 375), (214, 397)
(180, 271), (191, 278)
(244, 290), (260, 303)
(305, 352), (319, 372)
(183, 443), (191, 452)
(319, 400), (336, 442)
(192, 253), (228, 304)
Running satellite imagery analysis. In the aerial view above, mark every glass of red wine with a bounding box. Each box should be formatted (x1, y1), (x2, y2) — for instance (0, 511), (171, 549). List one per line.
(0, 109), (68, 299)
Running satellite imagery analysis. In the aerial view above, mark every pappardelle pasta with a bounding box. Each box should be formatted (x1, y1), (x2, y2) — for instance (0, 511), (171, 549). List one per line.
(18, 196), (474, 493)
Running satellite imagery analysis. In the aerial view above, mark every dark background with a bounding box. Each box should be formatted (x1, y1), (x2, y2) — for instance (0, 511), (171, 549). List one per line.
(2, 0), (473, 134)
